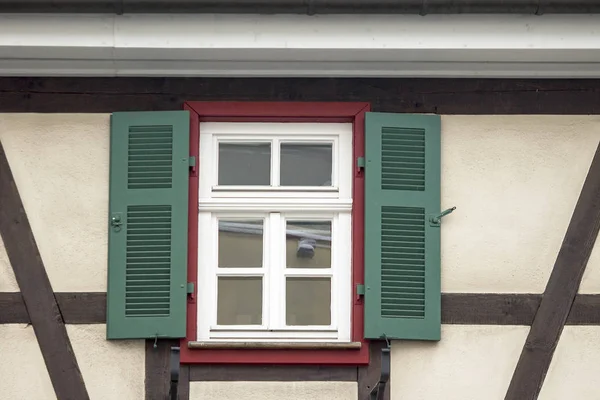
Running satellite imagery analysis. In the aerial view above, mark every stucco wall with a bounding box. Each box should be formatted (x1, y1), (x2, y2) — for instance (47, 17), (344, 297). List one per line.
(390, 325), (528, 400)
(441, 115), (600, 293)
(0, 235), (18, 291)
(67, 324), (145, 400)
(0, 324), (56, 400)
(0, 113), (110, 292)
(538, 326), (600, 399)
(190, 381), (358, 400)
(2, 114), (599, 293)
(2, 113), (600, 400)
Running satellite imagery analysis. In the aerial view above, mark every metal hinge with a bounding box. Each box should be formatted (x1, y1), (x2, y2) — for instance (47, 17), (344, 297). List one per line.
(189, 156), (196, 173)
(356, 284), (365, 296)
(169, 346), (180, 400)
(369, 336), (391, 400)
(357, 156), (365, 170)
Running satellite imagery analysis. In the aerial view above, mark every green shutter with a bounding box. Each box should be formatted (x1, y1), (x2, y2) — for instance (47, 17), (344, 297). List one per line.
(107, 111), (190, 339)
(364, 112), (441, 341)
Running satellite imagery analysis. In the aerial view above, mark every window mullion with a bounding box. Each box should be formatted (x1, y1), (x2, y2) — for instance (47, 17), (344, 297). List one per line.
(266, 212), (284, 329)
(272, 138), (280, 186)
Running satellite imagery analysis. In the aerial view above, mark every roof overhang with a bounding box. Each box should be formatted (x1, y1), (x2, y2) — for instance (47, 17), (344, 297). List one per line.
(1, 13), (600, 78)
(0, 1), (599, 14)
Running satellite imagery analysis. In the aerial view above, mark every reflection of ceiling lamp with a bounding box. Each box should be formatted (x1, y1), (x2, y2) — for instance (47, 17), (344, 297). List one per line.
(297, 238), (316, 259)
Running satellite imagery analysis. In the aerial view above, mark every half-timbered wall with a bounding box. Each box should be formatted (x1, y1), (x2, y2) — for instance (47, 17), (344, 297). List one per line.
(1, 78), (600, 400)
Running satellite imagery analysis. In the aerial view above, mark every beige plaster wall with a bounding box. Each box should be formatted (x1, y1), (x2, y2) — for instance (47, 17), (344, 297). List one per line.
(0, 114), (110, 292)
(66, 324), (145, 400)
(539, 326), (600, 399)
(441, 115), (600, 293)
(390, 325), (528, 400)
(0, 324), (56, 400)
(2, 114), (599, 293)
(190, 381), (357, 400)
(0, 235), (19, 291)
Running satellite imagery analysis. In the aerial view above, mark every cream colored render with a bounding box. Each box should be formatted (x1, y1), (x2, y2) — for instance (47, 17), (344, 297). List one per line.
(0, 114), (110, 292)
(190, 381), (357, 400)
(538, 326), (600, 399)
(390, 325), (528, 400)
(441, 115), (600, 293)
(1, 114), (600, 293)
(0, 325), (56, 400)
(0, 235), (18, 291)
(67, 325), (145, 400)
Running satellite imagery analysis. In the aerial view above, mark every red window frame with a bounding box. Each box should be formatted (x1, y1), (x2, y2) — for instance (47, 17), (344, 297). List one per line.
(180, 101), (370, 364)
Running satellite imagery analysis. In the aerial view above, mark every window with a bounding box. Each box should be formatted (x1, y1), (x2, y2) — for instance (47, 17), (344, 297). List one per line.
(197, 122), (352, 343)
(105, 102), (443, 366)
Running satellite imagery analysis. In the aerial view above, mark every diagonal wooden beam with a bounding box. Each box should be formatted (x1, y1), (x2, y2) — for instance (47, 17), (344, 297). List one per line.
(505, 143), (600, 400)
(0, 142), (90, 400)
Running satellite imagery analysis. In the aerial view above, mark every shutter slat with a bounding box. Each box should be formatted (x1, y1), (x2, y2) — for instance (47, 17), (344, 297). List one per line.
(107, 110), (189, 340)
(364, 112), (441, 341)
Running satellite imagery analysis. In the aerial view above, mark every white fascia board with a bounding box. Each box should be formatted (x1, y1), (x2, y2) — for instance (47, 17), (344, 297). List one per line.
(1, 13), (600, 77)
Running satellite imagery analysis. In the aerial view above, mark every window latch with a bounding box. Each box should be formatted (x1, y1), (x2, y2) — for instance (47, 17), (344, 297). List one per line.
(369, 336), (391, 400)
(429, 206), (456, 227)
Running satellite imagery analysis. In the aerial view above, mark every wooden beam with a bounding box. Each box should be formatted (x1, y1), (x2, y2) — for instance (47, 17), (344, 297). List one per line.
(442, 293), (541, 325)
(0, 78), (600, 114)
(145, 339), (179, 400)
(189, 364), (357, 382)
(0, 143), (90, 399)
(0, 292), (28, 323)
(505, 143), (600, 400)
(5, 292), (600, 325)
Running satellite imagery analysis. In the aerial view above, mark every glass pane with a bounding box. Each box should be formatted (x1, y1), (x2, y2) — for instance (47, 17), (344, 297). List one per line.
(286, 221), (331, 268)
(219, 220), (263, 268)
(286, 277), (331, 325)
(218, 143), (271, 185)
(280, 143), (332, 186)
(217, 277), (262, 325)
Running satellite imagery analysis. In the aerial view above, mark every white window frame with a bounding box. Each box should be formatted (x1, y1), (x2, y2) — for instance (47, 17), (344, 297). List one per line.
(197, 122), (353, 343)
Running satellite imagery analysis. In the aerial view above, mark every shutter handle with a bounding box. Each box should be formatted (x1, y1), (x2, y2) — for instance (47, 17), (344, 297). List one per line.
(429, 207), (456, 227)
(110, 213), (123, 232)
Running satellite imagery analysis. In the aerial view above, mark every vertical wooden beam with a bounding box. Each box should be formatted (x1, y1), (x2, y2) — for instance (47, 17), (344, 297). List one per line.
(0, 142), (90, 399)
(505, 143), (600, 400)
(145, 339), (179, 400)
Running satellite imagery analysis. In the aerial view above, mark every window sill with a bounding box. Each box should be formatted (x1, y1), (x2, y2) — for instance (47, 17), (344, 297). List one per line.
(188, 341), (362, 350)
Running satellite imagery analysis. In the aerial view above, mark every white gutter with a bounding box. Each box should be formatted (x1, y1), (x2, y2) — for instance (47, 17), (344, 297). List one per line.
(0, 13), (600, 77)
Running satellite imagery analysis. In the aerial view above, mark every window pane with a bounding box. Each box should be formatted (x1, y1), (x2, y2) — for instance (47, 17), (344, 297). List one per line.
(217, 277), (262, 325)
(286, 277), (331, 325)
(218, 143), (271, 185)
(280, 143), (332, 186)
(219, 220), (263, 268)
(286, 221), (331, 268)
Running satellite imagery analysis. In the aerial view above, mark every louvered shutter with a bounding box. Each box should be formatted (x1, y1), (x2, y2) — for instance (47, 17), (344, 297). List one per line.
(364, 112), (441, 341)
(107, 111), (189, 339)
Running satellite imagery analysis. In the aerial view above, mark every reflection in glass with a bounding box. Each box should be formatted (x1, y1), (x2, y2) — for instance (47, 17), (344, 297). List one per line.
(286, 220), (331, 268)
(217, 277), (262, 325)
(219, 220), (263, 268)
(280, 143), (332, 186)
(286, 277), (331, 325)
(218, 143), (271, 185)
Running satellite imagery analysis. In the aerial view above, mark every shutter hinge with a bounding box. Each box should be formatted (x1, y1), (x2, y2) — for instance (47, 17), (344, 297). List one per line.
(356, 284), (365, 296)
(188, 156), (196, 173)
(357, 156), (365, 170)
(187, 282), (195, 300)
